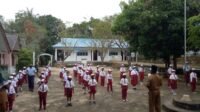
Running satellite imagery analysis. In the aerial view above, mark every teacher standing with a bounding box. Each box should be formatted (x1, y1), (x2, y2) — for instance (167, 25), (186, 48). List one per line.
(27, 65), (37, 92)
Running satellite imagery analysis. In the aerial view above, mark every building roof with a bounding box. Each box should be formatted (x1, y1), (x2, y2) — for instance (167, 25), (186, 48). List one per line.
(0, 22), (11, 53)
(6, 34), (20, 51)
(53, 37), (128, 49)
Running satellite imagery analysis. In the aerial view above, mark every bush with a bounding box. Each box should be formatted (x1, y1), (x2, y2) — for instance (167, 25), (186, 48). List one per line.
(0, 65), (9, 79)
(16, 48), (33, 70)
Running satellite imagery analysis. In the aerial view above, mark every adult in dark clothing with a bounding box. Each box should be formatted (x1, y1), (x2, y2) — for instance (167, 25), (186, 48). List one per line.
(27, 65), (37, 92)
(146, 65), (162, 112)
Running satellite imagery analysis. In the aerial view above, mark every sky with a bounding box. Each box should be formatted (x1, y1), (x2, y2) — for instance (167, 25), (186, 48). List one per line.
(0, 0), (128, 24)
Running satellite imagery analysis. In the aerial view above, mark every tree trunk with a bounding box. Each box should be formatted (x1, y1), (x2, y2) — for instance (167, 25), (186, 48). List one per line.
(164, 57), (170, 69)
(173, 56), (177, 69)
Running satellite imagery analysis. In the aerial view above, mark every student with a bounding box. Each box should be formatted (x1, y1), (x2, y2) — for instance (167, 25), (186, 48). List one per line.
(83, 71), (90, 94)
(190, 68), (197, 93)
(106, 69), (113, 93)
(64, 75), (75, 106)
(169, 69), (178, 95)
(138, 64), (145, 83)
(120, 73), (129, 102)
(38, 79), (49, 111)
(7, 80), (16, 112)
(73, 64), (78, 79)
(167, 65), (173, 88)
(88, 74), (98, 104)
(130, 67), (139, 90)
(120, 64), (126, 79)
(95, 66), (100, 82)
(100, 67), (106, 87)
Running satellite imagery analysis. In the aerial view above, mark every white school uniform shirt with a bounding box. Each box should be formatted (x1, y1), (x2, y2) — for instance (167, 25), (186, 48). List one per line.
(83, 74), (91, 82)
(106, 73), (113, 80)
(63, 72), (68, 81)
(131, 69), (139, 76)
(44, 70), (49, 77)
(81, 71), (85, 77)
(38, 84), (49, 92)
(22, 70), (27, 74)
(169, 73), (178, 80)
(11, 79), (17, 87)
(120, 67), (126, 72)
(17, 73), (23, 79)
(65, 80), (75, 88)
(138, 67), (144, 72)
(7, 85), (16, 95)
(73, 66), (77, 71)
(78, 69), (82, 74)
(120, 78), (129, 86)
(100, 71), (106, 77)
(190, 72), (197, 82)
(60, 68), (64, 73)
(88, 79), (97, 86)
(167, 68), (173, 74)
(129, 66), (132, 71)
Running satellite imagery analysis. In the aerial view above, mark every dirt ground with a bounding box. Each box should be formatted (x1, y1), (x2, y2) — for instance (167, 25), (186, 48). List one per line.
(13, 67), (200, 112)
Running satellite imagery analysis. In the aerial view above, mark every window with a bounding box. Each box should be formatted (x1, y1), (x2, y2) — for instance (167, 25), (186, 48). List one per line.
(77, 51), (88, 56)
(109, 51), (118, 56)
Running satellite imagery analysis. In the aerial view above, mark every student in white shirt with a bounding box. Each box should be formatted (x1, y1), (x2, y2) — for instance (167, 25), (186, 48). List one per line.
(100, 67), (106, 87)
(190, 68), (198, 92)
(120, 64), (126, 79)
(106, 69), (113, 93)
(83, 71), (91, 94)
(120, 73), (129, 102)
(38, 79), (49, 111)
(64, 75), (75, 106)
(7, 80), (16, 112)
(88, 74), (98, 104)
(169, 69), (178, 95)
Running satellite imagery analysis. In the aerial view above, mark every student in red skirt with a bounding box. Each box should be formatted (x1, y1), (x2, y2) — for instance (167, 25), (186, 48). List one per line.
(120, 64), (126, 79)
(169, 69), (178, 95)
(59, 66), (64, 79)
(106, 69), (113, 93)
(64, 75), (75, 106)
(83, 71), (91, 94)
(38, 79), (49, 111)
(88, 74), (97, 104)
(100, 67), (106, 87)
(73, 64), (78, 80)
(22, 67), (27, 84)
(7, 80), (16, 112)
(120, 73), (129, 102)
(190, 68), (197, 93)
(17, 70), (24, 92)
(95, 66), (100, 82)
(167, 65), (173, 88)
(77, 66), (83, 85)
(138, 64), (145, 84)
(130, 67), (139, 90)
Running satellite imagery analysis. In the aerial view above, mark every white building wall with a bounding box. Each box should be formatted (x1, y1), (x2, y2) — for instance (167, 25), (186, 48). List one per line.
(63, 48), (122, 62)
(64, 49), (92, 62)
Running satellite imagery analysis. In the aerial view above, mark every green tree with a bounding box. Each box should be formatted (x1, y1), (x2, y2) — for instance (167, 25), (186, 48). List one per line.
(188, 14), (200, 50)
(37, 15), (66, 54)
(113, 0), (200, 68)
(16, 48), (33, 70)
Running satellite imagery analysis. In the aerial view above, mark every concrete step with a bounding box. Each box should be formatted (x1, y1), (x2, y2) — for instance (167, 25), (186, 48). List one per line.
(173, 98), (200, 111)
(163, 100), (200, 112)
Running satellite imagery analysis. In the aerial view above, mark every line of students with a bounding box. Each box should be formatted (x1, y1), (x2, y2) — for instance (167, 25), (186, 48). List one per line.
(167, 64), (198, 95)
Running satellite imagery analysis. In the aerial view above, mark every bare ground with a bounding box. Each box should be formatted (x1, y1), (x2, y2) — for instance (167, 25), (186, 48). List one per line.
(13, 67), (200, 112)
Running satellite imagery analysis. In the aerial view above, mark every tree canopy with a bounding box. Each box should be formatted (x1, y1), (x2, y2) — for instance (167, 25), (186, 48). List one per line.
(112, 0), (200, 68)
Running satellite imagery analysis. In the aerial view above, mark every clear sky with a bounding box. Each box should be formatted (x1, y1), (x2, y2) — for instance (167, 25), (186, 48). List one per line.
(0, 0), (128, 24)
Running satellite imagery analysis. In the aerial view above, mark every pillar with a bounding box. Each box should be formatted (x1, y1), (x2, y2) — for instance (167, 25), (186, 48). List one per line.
(55, 48), (57, 61)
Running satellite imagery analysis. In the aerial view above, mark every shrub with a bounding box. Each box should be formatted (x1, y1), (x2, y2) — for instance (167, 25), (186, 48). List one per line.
(16, 48), (32, 70)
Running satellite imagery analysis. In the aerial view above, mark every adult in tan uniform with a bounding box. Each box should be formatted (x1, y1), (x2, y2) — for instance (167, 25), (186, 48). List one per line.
(0, 73), (8, 112)
(146, 65), (162, 112)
